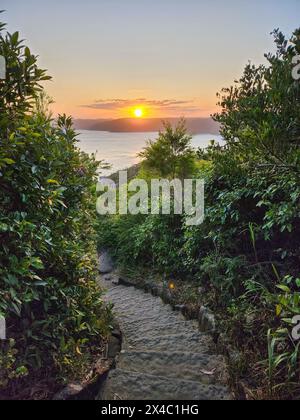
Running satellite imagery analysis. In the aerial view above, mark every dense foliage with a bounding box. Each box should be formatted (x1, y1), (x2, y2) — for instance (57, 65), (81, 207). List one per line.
(138, 119), (197, 179)
(98, 29), (300, 398)
(0, 20), (111, 397)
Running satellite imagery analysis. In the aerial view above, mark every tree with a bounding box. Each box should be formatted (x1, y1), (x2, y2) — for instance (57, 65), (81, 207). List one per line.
(0, 16), (51, 132)
(213, 29), (300, 173)
(138, 119), (196, 179)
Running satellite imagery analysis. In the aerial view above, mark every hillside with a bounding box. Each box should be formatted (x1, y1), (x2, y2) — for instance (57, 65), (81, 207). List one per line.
(73, 117), (220, 135)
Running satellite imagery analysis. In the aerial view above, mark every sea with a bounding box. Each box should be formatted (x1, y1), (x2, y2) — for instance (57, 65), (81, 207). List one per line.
(76, 130), (224, 176)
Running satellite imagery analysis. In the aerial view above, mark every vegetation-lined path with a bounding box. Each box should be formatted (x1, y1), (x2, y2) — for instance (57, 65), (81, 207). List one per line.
(99, 268), (232, 400)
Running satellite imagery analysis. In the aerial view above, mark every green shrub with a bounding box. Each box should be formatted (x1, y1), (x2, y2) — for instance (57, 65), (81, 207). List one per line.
(138, 119), (197, 180)
(266, 275), (300, 396)
(0, 19), (111, 396)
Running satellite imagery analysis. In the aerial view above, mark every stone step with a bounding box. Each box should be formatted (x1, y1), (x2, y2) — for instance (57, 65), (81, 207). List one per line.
(105, 293), (167, 311)
(106, 290), (165, 308)
(118, 312), (185, 327)
(123, 332), (214, 354)
(118, 308), (175, 319)
(98, 267), (232, 401)
(120, 320), (200, 341)
(117, 350), (227, 384)
(100, 369), (231, 400)
(112, 300), (176, 315)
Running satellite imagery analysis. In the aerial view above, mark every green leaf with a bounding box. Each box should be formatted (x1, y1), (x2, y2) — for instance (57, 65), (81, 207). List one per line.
(276, 305), (282, 316)
(30, 258), (44, 270)
(276, 284), (291, 293)
(4, 274), (18, 286)
(2, 158), (15, 165)
(25, 47), (31, 58)
(46, 179), (59, 185)
(0, 223), (9, 232)
(11, 302), (21, 317)
(34, 281), (48, 287)
(10, 32), (19, 46)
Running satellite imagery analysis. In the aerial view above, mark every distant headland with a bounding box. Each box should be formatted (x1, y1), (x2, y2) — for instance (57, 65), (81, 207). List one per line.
(73, 117), (220, 135)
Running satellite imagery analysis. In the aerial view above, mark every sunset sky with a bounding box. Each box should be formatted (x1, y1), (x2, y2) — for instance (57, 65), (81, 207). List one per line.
(2, 0), (299, 119)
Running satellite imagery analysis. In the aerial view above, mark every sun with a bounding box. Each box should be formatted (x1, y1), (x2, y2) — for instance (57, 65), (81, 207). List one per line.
(133, 108), (143, 118)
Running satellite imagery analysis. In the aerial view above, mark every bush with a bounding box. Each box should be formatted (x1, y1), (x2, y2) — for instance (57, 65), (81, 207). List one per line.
(0, 19), (111, 397)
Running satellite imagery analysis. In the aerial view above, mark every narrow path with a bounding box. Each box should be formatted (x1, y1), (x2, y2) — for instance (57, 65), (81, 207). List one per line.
(99, 267), (231, 400)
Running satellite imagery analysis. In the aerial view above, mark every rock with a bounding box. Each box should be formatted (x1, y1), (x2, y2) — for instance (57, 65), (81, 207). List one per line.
(107, 335), (122, 359)
(151, 285), (163, 297)
(104, 275), (112, 281)
(161, 288), (174, 305)
(112, 279), (120, 286)
(53, 383), (83, 400)
(111, 328), (122, 340)
(118, 277), (134, 287)
(199, 306), (216, 332)
(174, 304), (186, 313)
(99, 251), (113, 274)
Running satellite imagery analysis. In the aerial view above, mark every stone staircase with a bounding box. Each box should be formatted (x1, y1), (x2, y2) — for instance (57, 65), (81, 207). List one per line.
(99, 272), (231, 400)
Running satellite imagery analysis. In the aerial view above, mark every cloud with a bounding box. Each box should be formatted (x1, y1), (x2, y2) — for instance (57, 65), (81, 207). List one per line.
(80, 98), (200, 113)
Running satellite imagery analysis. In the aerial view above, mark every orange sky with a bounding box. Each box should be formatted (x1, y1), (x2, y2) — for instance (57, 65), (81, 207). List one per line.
(49, 96), (219, 120)
(2, 0), (299, 120)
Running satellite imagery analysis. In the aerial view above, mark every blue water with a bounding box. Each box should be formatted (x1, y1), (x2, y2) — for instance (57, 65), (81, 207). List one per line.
(77, 130), (223, 176)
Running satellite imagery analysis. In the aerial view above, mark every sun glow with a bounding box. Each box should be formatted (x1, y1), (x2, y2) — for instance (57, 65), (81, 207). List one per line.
(133, 108), (144, 118)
